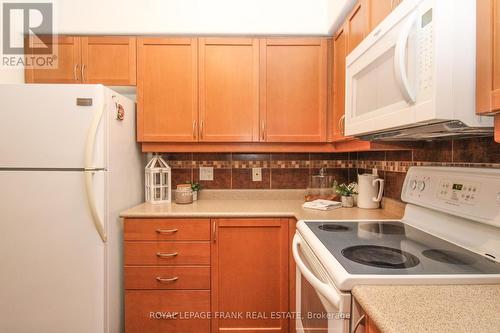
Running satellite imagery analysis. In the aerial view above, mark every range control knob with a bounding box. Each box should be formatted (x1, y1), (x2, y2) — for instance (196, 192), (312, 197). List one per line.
(410, 180), (418, 190)
(417, 181), (426, 192)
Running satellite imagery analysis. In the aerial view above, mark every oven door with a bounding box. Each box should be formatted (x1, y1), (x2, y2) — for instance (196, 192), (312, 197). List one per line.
(345, 0), (433, 136)
(292, 234), (351, 333)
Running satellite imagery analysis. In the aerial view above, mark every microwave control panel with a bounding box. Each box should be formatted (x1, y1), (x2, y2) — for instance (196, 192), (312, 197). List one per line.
(418, 8), (434, 94)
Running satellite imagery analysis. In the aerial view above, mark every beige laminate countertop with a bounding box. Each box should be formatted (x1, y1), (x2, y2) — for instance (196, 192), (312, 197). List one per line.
(120, 199), (402, 220)
(352, 285), (500, 333)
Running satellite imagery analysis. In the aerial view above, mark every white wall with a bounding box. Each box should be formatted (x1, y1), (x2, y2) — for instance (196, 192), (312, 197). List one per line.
(55, 0), (332, 35)
(1, 0), (355, 83)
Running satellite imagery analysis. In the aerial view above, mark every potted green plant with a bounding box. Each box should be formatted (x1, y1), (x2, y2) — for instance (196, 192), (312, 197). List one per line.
(186, 182), (203, 201)
(335, 182), (358, 208)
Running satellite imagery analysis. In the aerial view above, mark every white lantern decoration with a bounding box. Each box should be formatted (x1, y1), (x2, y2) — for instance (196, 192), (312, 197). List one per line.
(145, 154), (171, 204)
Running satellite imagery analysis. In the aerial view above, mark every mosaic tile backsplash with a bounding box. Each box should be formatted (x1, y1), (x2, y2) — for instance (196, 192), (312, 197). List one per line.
(160, 137), (500, 201)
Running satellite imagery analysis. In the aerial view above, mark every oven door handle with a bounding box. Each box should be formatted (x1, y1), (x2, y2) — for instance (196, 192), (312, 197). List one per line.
(292, 235), (341, 309)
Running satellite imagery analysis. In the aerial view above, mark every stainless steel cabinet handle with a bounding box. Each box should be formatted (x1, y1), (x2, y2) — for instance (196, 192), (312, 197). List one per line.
(338, 115), (346, 136)
(212, 221), (216, 242)
(261, 121), (266, 141)
(352, 314), (366, 333)
(81, 64), (86, 82)
(156, 276), (179, 283)
(74, 64), (79, 81)
(156, 228), (179, 234)
(156, 252), (178, 258)
(192, 120), (197, 139)
(200, 120), (204, 139)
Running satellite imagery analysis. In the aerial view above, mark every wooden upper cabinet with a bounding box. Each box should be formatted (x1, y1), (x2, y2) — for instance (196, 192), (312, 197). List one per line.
(198, 38), (259, 142)
(81, 36), (136, 85)
(25, 36), (81, 83)
(477, 0), (500, 114)
(25, 35), (136, 85)
(333, 25), (350, 141)
(347, 0), (370, 54)
(211, 219), (289, 333)
(260, 38), (328, 142)
(367, 0), (394, 32)
(137, 38), (198, 142)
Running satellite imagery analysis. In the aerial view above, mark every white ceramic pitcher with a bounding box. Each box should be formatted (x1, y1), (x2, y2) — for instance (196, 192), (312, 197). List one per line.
(357, 173), (384, 209)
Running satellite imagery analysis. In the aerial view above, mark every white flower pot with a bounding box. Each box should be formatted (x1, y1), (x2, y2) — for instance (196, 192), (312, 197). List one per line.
(193, 191), (198, 201)
(341, 195), (354, 208)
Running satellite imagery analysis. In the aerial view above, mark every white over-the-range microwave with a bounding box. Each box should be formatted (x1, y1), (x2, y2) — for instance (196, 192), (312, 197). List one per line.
(345, 0), (493, 140)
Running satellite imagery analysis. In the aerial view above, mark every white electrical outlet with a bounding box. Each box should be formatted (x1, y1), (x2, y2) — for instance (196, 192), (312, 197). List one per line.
(199, 167), (214, 181)
(252, 168), (262, 182)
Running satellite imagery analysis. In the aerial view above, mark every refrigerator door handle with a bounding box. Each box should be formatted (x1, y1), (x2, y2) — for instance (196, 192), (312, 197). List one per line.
(85, 99), (105, 169)
(84, 100), (107, 242)
(85, 171), (107, 242)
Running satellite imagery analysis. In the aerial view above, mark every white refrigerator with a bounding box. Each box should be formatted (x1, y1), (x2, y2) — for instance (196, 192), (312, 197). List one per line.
(0, 84), (143, 333)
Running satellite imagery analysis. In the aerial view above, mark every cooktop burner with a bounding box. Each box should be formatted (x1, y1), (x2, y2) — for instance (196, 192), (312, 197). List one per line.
(422, 249), (477, 265)
(318, 224), (350, 232)
(359, 222), (406, 235)
(342, 245), (420, 269)
(303, 221), (500, 275)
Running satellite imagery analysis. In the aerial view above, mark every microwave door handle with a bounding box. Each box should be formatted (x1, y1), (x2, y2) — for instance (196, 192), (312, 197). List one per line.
(394, 13), (417, 104)
(292, 235), (341, 309)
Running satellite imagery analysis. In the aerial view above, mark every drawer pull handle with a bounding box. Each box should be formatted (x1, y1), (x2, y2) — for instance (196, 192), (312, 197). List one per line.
(156, 252), (178, 258)
(156, 276), (179, 283)
(156, 228), (179, 234)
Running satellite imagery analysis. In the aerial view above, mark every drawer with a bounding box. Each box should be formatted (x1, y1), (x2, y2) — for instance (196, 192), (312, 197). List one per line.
(124, 242), (210, 265)
(125, 266), (210, 290)
(124, 218), (211, 241)
(125, 290), (210, 333)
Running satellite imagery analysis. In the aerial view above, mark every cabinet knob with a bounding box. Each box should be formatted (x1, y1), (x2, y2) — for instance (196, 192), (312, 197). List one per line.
(156, 228), (179, 234)
(339, 115), (346, 135)
(74, 64), (79, 81)
(156, 276), (179, 283)
(156, 252), (178, 258)
(81, 64), (86, 82)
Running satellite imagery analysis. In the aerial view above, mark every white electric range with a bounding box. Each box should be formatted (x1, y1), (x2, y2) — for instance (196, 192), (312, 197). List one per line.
(293, 167), (500, 333)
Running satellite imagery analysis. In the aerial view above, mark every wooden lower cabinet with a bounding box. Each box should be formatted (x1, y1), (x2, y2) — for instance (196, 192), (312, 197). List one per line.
(124, 241), (211, 265)
(495, 115), (500, 142)
(124, 217), (292, 333)
(366, 315), (382, 333)
(125, 266), (211, 290)
(211, 218), (289, 333)
(125, 290), (210, 333)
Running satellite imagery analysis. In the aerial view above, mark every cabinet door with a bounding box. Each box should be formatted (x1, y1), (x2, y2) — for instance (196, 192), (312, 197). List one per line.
(211, 219), (289, 333)
(347, 0), (370, 54)
(81, 36), (136, 85)
(260, 38), (328, 142)
(137, 38), (198, 142)
(333, 25), (350, 141)
(25, 36), (81, 83)
(367, 0), (394, 32)
(477, 0), (500, 114)
(495, 115), (500, 142)
(198, 38), (259, 142)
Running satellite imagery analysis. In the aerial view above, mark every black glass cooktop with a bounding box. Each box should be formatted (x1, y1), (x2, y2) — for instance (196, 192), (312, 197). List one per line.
(305, 221), (500, 275)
